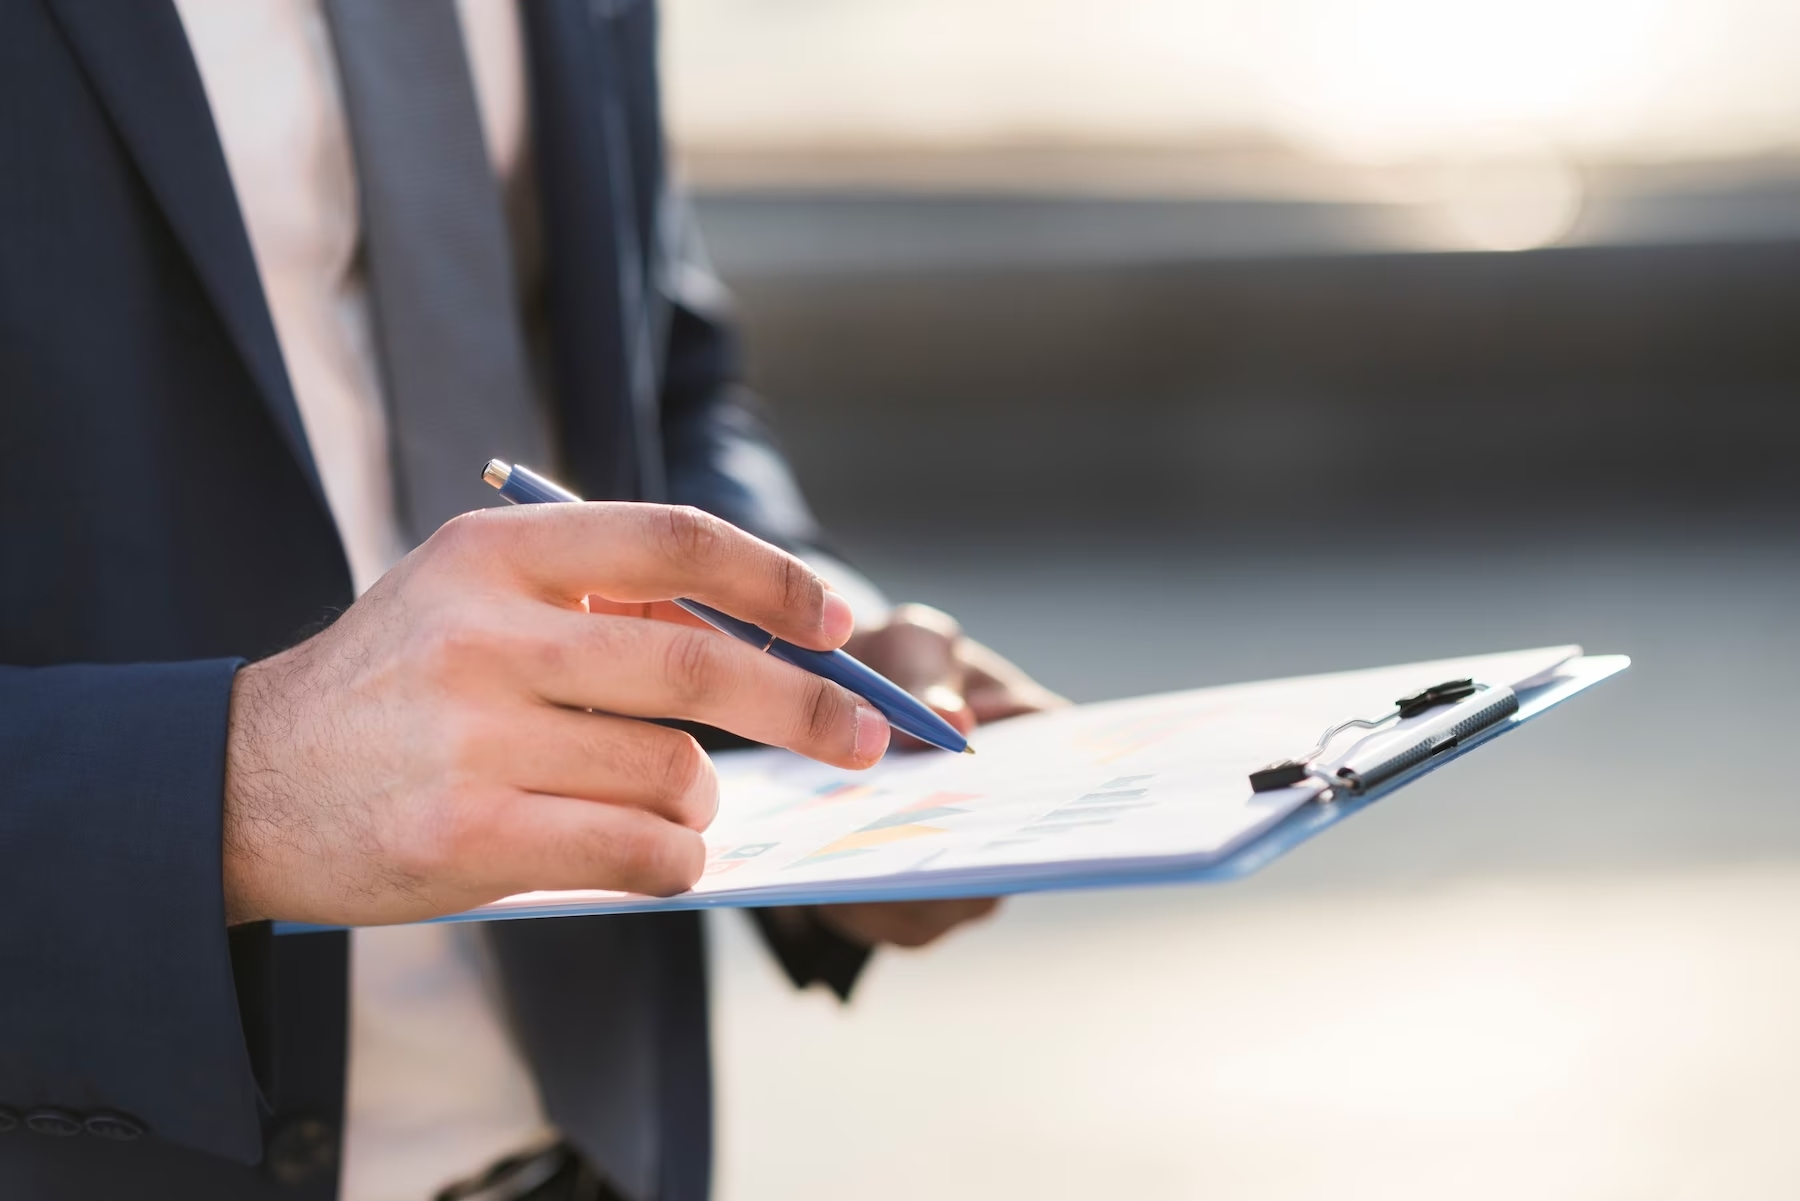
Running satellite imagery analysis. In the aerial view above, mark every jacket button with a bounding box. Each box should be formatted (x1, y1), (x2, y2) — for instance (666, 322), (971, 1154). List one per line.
(0, 1107), (18, 1133)
(265, 1117), (337, 1187)
(24, 1109), (83, 1137)
(84, 1112), (145, 1141)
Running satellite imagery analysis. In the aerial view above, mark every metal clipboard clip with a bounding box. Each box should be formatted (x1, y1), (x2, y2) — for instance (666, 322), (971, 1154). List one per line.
(1250, 678), (1521, 803)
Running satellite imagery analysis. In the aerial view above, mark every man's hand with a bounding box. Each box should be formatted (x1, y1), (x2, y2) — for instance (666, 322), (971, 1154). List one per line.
(843, 602), (1068, 737)
(222, 504), (889, 928)
(811, 602), (1068, 950)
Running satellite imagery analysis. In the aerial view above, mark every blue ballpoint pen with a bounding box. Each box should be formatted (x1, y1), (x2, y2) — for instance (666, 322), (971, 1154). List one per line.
(481, 459), (973, 754)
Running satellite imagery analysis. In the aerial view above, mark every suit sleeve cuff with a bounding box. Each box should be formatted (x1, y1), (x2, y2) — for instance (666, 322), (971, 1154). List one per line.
(749, 906), (874, 1002)
(0, 660), (267, 1162)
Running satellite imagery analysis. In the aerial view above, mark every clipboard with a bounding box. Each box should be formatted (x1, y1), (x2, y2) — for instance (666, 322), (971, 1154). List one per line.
(272, 647), (1622, 931)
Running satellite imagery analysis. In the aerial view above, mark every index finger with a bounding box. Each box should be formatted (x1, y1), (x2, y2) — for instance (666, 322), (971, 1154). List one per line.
(446, 502), (854, 651)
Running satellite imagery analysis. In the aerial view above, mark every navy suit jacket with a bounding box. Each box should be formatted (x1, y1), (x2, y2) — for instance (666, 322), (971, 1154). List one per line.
(0, 2), (864, 1197)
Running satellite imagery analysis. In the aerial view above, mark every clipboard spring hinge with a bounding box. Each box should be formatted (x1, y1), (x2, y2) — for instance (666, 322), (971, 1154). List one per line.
(1248, 677), (1487, 798)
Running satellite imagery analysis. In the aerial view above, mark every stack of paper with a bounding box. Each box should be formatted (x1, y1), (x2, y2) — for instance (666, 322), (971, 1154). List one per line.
(448, 645), (1622, 923)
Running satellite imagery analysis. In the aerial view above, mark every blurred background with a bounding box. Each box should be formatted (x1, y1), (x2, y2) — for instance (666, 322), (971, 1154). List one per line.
(657, 2), (1800, 1197)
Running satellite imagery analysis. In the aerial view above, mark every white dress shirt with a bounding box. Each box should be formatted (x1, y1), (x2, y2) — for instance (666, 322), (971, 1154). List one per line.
(171, 3), (552, 1198)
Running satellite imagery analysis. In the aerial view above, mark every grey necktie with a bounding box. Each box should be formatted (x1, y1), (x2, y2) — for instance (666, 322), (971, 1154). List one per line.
(321, 11), (662, 1200)
(323, 0), (550, 546)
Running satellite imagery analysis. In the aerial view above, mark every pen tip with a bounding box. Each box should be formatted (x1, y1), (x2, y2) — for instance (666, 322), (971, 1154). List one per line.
(962, 746), (977, 756)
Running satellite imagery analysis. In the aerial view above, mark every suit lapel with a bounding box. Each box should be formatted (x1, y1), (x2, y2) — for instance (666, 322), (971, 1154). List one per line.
(44, 0), (326, 505)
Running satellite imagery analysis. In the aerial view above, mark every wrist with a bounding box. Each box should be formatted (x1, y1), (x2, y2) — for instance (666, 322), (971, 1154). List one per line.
(221, 657), (290, 926)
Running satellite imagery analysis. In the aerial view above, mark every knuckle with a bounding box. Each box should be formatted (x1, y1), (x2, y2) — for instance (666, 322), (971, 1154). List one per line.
(651, 731), (708, 804)
(776, 554), (818, 616)
(437, 801), (489, 871)
(572, 817), (634, 877)
(523, 622), (570, 677)
(437, 708), (491, 777)
(426, 509), (495, 561)
(669, 738), (719, 829)
(401, 789), (496, 883)
(547, 813), (622, 885)
(412, 611), (478, 675)
(589, 815), (702, 896)
(662, 629), (729, 704)
(412, 609), (507, 680)
(800, 678), (848, 747)
(658, 505), (724, 567)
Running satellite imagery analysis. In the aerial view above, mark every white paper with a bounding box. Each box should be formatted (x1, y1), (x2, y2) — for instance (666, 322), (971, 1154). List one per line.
(470, 645), (1581, 919)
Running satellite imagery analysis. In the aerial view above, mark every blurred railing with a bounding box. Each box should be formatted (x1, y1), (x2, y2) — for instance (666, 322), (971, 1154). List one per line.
(683, 149), (1800, 530)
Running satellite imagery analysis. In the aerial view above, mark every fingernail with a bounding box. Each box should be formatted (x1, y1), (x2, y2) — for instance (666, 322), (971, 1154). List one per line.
(821, 590), (855, 643)
(854, 701), (890, 763)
